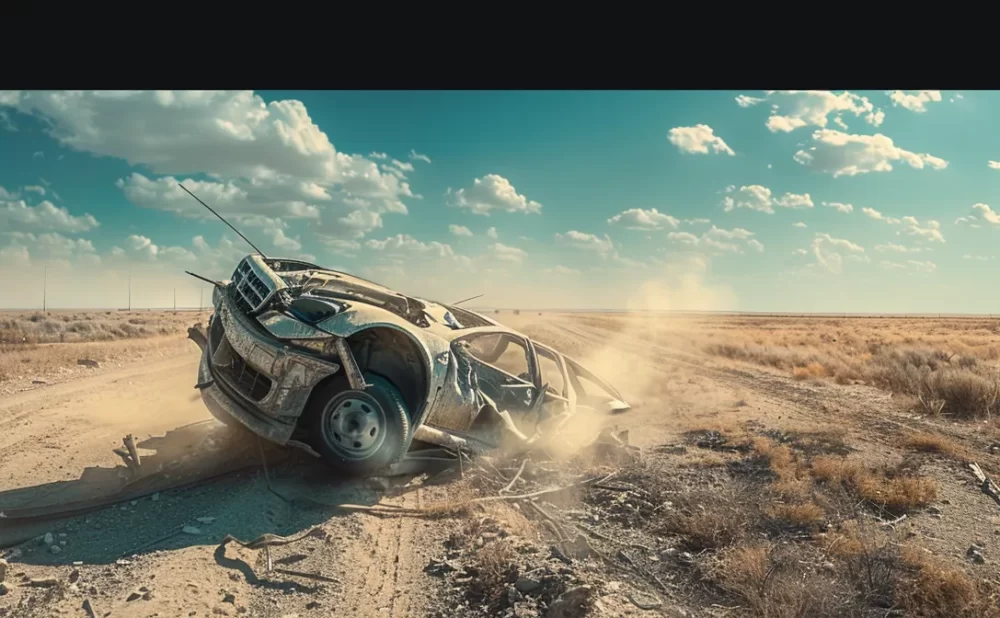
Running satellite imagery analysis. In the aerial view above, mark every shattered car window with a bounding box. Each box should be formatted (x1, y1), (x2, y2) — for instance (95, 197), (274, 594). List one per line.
(463, 333), (531, 379)
(535, 347), (566, 396)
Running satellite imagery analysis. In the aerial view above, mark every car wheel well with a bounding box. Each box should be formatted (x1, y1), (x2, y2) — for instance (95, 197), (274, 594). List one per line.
(302, 327), (429, 424)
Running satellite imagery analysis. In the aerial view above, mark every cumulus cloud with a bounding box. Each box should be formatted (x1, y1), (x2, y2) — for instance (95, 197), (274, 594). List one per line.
(972, 203), (1000, 225)
(2, 231), (100, 268)
(607, 207), (680, 230)
(721, 185), (813, 214)
(364, 234), (455, 259)
(486, 227), (498, 240)
(0, 191), (99, 233)
(875, 243), (923, 253)
(793, 130), (948, 178)
(447, 174), (541, 216)
(667, 225), (762, 253)
(793, 222), (807, 228)
(735, 95), (765, 108)
(888, 90), (942, 113)
(490, 243), (527, 264)
(667, 124), (735, 155)
(449, 224), (473, 237)
(811, 233), (864, 274)
(555, 231), (615, 258)
(744, 91), (885, 133)
(989, 161), (1000, 170)
(862, 207), (944, 242)
(822, 201), (854, 214)
(0, 90), (422, 245)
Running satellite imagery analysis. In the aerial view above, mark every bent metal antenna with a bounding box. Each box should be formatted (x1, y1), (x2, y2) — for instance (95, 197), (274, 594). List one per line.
(177, 182), (267, 258)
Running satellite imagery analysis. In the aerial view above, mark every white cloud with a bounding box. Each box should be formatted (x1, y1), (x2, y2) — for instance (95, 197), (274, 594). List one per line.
(447, 174), (541, 216)
(899, 216), (944, 243)
(721, 185), (812, 214)
(449, 224), (473, 237)
(811, 233), (864, 274)
(735, 94), (765, 108)
(365, 234), (455, 259)
(888, 90), (942, 113)
(793, 248), (808, 256)
(880, 259), (936, 273)
(963, 254), (993, 261)
(793, 222), (807, 228)
(875, 243), (922, 253)
(486, 226), (499, 240)
(2, 231), (101, 268)
(0, 90), (421, 244)
(409, 150), (431, 164)
(0, 196), (99, 233)
(490, 243), (526, 264)
(773, 192), (814, 209)
(988, 161), (1000, 170)
(24, 185), (45, 196)
(667, 225), (762, 254)
(667, 124), (735, 156)
(861, 207), (896, 223)
(955, 215), (980, 228)
(794, 130), (948, 178)
(862, 207), (944, 242)
(555, 231), (615, 258)
(972, 203), (1000, 225)
(822, 201), (854, 214)
(607, 207), (680, 230)
(757, 91), (885, 133)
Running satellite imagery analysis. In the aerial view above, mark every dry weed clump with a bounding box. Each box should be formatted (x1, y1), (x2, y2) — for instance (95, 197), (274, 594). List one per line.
(705, 542), (851, 618)
(900, 430), (967, 460)
(811, 456), (937, 512)
(896, 547), (1000, 617)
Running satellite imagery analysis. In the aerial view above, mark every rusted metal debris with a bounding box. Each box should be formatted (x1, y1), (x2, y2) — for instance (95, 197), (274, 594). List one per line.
(190, 253), (634, 478)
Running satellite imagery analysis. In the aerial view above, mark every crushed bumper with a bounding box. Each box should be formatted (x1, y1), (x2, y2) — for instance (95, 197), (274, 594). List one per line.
(199, 291), (341, 444)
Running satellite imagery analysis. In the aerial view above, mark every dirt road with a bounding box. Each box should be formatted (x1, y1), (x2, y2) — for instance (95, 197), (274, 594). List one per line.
(3, 312), (991, 617)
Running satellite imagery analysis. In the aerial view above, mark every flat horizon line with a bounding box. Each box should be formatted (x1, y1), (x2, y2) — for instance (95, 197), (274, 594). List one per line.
(1, 307), (999, 319)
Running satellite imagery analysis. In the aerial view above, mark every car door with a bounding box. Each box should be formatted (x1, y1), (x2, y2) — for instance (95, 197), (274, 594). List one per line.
(454, 331), (538, 417)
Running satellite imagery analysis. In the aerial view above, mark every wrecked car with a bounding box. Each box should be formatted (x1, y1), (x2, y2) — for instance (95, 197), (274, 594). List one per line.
(193, 254), (631, 476)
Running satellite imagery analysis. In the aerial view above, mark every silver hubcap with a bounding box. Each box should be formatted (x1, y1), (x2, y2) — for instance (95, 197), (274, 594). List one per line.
(323, 393), (387, 460)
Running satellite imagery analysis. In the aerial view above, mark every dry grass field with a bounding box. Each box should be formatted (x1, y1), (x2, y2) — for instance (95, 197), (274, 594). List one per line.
(0, 310), (210, 390)
(4, 309), (1000, 617)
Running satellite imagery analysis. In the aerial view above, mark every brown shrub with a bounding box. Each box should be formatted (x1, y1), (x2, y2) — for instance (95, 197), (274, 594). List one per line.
(811, 457), (937, 512)
(897, 547), (999, 617)
(707, 542), (849, 618)
(900, 431), (966, 459)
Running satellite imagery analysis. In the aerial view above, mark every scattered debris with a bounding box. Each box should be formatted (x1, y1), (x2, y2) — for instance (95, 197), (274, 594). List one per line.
(969, 462), (1000, 507)
(76, 359), (100, 368)
(967, 544), (986, 564)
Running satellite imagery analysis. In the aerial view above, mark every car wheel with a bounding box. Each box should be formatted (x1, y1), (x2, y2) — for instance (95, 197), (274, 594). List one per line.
(307, 373), (410, 477)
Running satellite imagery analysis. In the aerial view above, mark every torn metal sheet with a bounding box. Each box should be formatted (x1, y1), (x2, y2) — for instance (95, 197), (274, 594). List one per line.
(194, 253), (633, 477)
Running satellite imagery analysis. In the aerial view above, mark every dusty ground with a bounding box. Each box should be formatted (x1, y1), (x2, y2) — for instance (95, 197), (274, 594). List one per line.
(2, 311), (1000, 617)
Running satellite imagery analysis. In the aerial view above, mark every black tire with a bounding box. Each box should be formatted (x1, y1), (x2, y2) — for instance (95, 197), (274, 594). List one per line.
(305, 372), (410, 477)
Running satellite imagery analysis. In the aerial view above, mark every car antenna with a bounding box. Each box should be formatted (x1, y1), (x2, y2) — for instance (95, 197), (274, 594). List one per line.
(177, 182), (268, 259)
(451, 293), (483, 306)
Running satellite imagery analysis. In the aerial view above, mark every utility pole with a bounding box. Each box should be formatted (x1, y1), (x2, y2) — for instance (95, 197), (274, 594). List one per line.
(43, 265), (47, 313)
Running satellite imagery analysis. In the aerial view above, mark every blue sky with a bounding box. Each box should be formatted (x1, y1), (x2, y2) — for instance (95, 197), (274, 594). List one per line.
(0, 90), (996, 312)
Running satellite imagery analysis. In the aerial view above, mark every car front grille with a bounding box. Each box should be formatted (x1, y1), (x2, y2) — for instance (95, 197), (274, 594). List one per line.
(231, 258), (272, 314)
